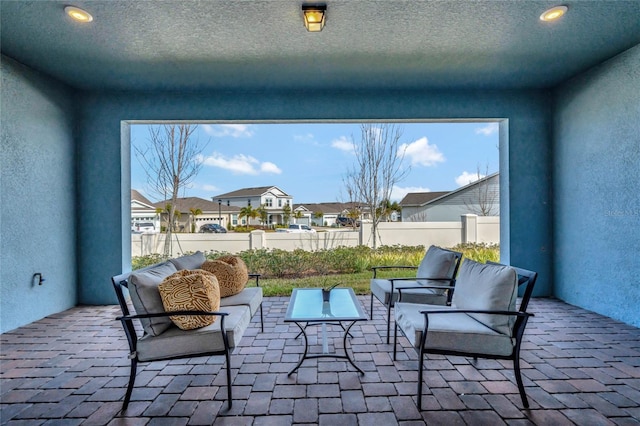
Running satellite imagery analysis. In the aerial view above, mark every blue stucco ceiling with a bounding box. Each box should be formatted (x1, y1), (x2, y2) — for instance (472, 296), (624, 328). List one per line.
(1, 1), (639, 91)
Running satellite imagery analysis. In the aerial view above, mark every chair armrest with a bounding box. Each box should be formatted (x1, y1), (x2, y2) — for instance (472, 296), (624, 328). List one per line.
(248, 273), (261, 287)
(396, 284), (456, 303)
(419, 308), (533, 318)
(371, 265), (417, 278)
(389, 276), (454, 283)
(116, 310), (229, 322)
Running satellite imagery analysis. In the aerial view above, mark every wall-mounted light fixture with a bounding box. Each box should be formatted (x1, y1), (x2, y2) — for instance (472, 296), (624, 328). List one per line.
(32, 272), (45, 286)
(64, 5), (93, 23)
(540, 5), (567, 22)
(302, 4), (326, 32)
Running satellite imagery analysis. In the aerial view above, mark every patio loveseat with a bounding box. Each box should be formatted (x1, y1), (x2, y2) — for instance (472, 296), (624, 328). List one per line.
(111, 251), (263, 410)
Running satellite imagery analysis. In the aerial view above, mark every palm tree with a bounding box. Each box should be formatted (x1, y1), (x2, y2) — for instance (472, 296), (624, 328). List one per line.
(189, 207), (203, 233)
(377, 199), (402, 221)
(239, 205), (259, 226)
(256, 204), (268, 226)
(313, 211), (324, 226)
(293, 210), (303, 223)
(282, 204), (292, 225)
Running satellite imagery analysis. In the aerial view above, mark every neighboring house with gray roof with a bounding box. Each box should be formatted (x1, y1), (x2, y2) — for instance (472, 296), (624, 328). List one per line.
(213, 186), (292, 226)
(401, 172), (500, 222)
(153, 196), (241, 231)
(294, 202), (369, 226)
(131, 190), (160, 230)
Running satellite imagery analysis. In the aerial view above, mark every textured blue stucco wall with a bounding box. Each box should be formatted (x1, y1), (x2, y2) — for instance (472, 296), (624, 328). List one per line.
(76, 89), (554, 305)
(553, 45), (640, 327)
(0, 57), (77, 333)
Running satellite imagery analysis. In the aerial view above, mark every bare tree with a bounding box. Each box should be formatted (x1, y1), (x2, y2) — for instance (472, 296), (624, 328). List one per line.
(464, 164), (499, 216)
(344, 123), (410, 248)
(134, 124), (206, 256)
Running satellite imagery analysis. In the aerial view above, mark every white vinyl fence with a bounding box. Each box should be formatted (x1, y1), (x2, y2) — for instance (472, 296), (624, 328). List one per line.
(132, 214), (499, 257)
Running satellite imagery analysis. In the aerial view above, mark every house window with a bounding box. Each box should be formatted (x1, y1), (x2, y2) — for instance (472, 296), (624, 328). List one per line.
(232, 214), (238, 225)
(265, 198), (273, 207)
(278, 199), (282, 207)
(248, 199), (251, 206)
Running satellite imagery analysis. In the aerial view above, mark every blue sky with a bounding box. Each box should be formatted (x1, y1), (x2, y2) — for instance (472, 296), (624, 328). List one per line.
(131, 122), (499, 204)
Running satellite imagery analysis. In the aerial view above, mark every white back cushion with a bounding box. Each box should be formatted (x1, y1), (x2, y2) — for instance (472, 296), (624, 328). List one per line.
(451, 260), (518, 335)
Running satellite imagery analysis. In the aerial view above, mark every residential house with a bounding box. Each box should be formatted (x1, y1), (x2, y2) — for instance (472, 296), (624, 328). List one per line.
(401, 173), (500, 222)
(293, 202), (368, 227)
(154, 196), (240, 232)
(214, 186), (292, 226)
(130, 190), (160, 230)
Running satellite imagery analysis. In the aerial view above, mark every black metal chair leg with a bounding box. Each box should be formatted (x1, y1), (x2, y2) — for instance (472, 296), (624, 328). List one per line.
(259, 304), (264, 332)
(513, 355), (528, 408)
(122, 358), (137, 410)
(386, 301), (392, 344)
(417, 347), (424, 410)
(370, 293), (374, 320)
(393, 322), (398, 360)
(225, 349), (233, 409)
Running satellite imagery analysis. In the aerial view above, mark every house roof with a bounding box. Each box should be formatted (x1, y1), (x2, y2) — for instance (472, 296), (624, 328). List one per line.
(154, 197), (240, 213)
(293, 202), (361, 215)
(400, 192), (450, 207)
(131, 190), (154, 209)
(214, 186), (290, 199)
(400, 172), (500, 207)
(2, 2), (639, 93)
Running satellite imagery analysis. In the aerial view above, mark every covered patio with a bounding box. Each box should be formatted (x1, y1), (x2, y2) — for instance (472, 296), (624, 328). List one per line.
(2, 297), (639, 424)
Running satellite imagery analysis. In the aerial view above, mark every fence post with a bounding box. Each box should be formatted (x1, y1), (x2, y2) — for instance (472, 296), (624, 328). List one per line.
(250, 230), (266, 250)
(461, 214), (478, 243)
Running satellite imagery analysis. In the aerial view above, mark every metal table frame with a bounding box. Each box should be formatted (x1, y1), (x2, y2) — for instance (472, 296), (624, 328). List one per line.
(284, 287), (368, 376)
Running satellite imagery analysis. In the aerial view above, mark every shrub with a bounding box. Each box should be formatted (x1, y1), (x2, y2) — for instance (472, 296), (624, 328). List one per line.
(451, 242), (500, 263)
(132, 243), (499, 277)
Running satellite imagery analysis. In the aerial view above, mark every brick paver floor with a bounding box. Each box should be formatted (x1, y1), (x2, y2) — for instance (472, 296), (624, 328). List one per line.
(1, 297), (639, 425)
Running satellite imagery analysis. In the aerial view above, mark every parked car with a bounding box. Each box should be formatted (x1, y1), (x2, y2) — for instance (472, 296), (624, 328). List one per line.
(276, 224), (317, 233)
(336, 217), (360, 227)
(131, 222), (156, 233)
(199, 223), (227, 233)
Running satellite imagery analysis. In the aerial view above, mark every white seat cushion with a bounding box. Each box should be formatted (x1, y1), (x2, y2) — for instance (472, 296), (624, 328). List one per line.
(137, 304), (251, 361)
(395, 302), (515, 357)
(220, 286), (263, 317)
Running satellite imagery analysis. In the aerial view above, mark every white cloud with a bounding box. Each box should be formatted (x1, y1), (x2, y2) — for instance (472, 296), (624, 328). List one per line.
(197, 152), (281, 175)
(331, 136), (355, 153)
(391, 185), (431, 202)
(455, 170), (485, 187)
(260, 162), (282, 174)
(399, 137), (445, 167)
(202, 124), (254, 138)
(475, 122), (499, 136)
(202, 184), (219, 192)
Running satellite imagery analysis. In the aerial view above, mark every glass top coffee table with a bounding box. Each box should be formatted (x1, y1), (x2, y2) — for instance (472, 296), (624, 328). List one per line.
(284, 287), (368, 376)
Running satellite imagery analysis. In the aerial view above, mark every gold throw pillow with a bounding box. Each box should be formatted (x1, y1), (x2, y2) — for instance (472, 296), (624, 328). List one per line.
(158, 269), (220, 330)
(201, 256), (249, 298)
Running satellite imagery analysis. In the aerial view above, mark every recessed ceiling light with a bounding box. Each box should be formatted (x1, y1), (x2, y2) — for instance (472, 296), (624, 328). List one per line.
(64, 6), (93, 23)
(540, 5), (568, 22)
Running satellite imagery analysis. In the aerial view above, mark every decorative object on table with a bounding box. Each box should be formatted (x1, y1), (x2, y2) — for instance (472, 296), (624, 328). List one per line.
(322, 282), (339, 302)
